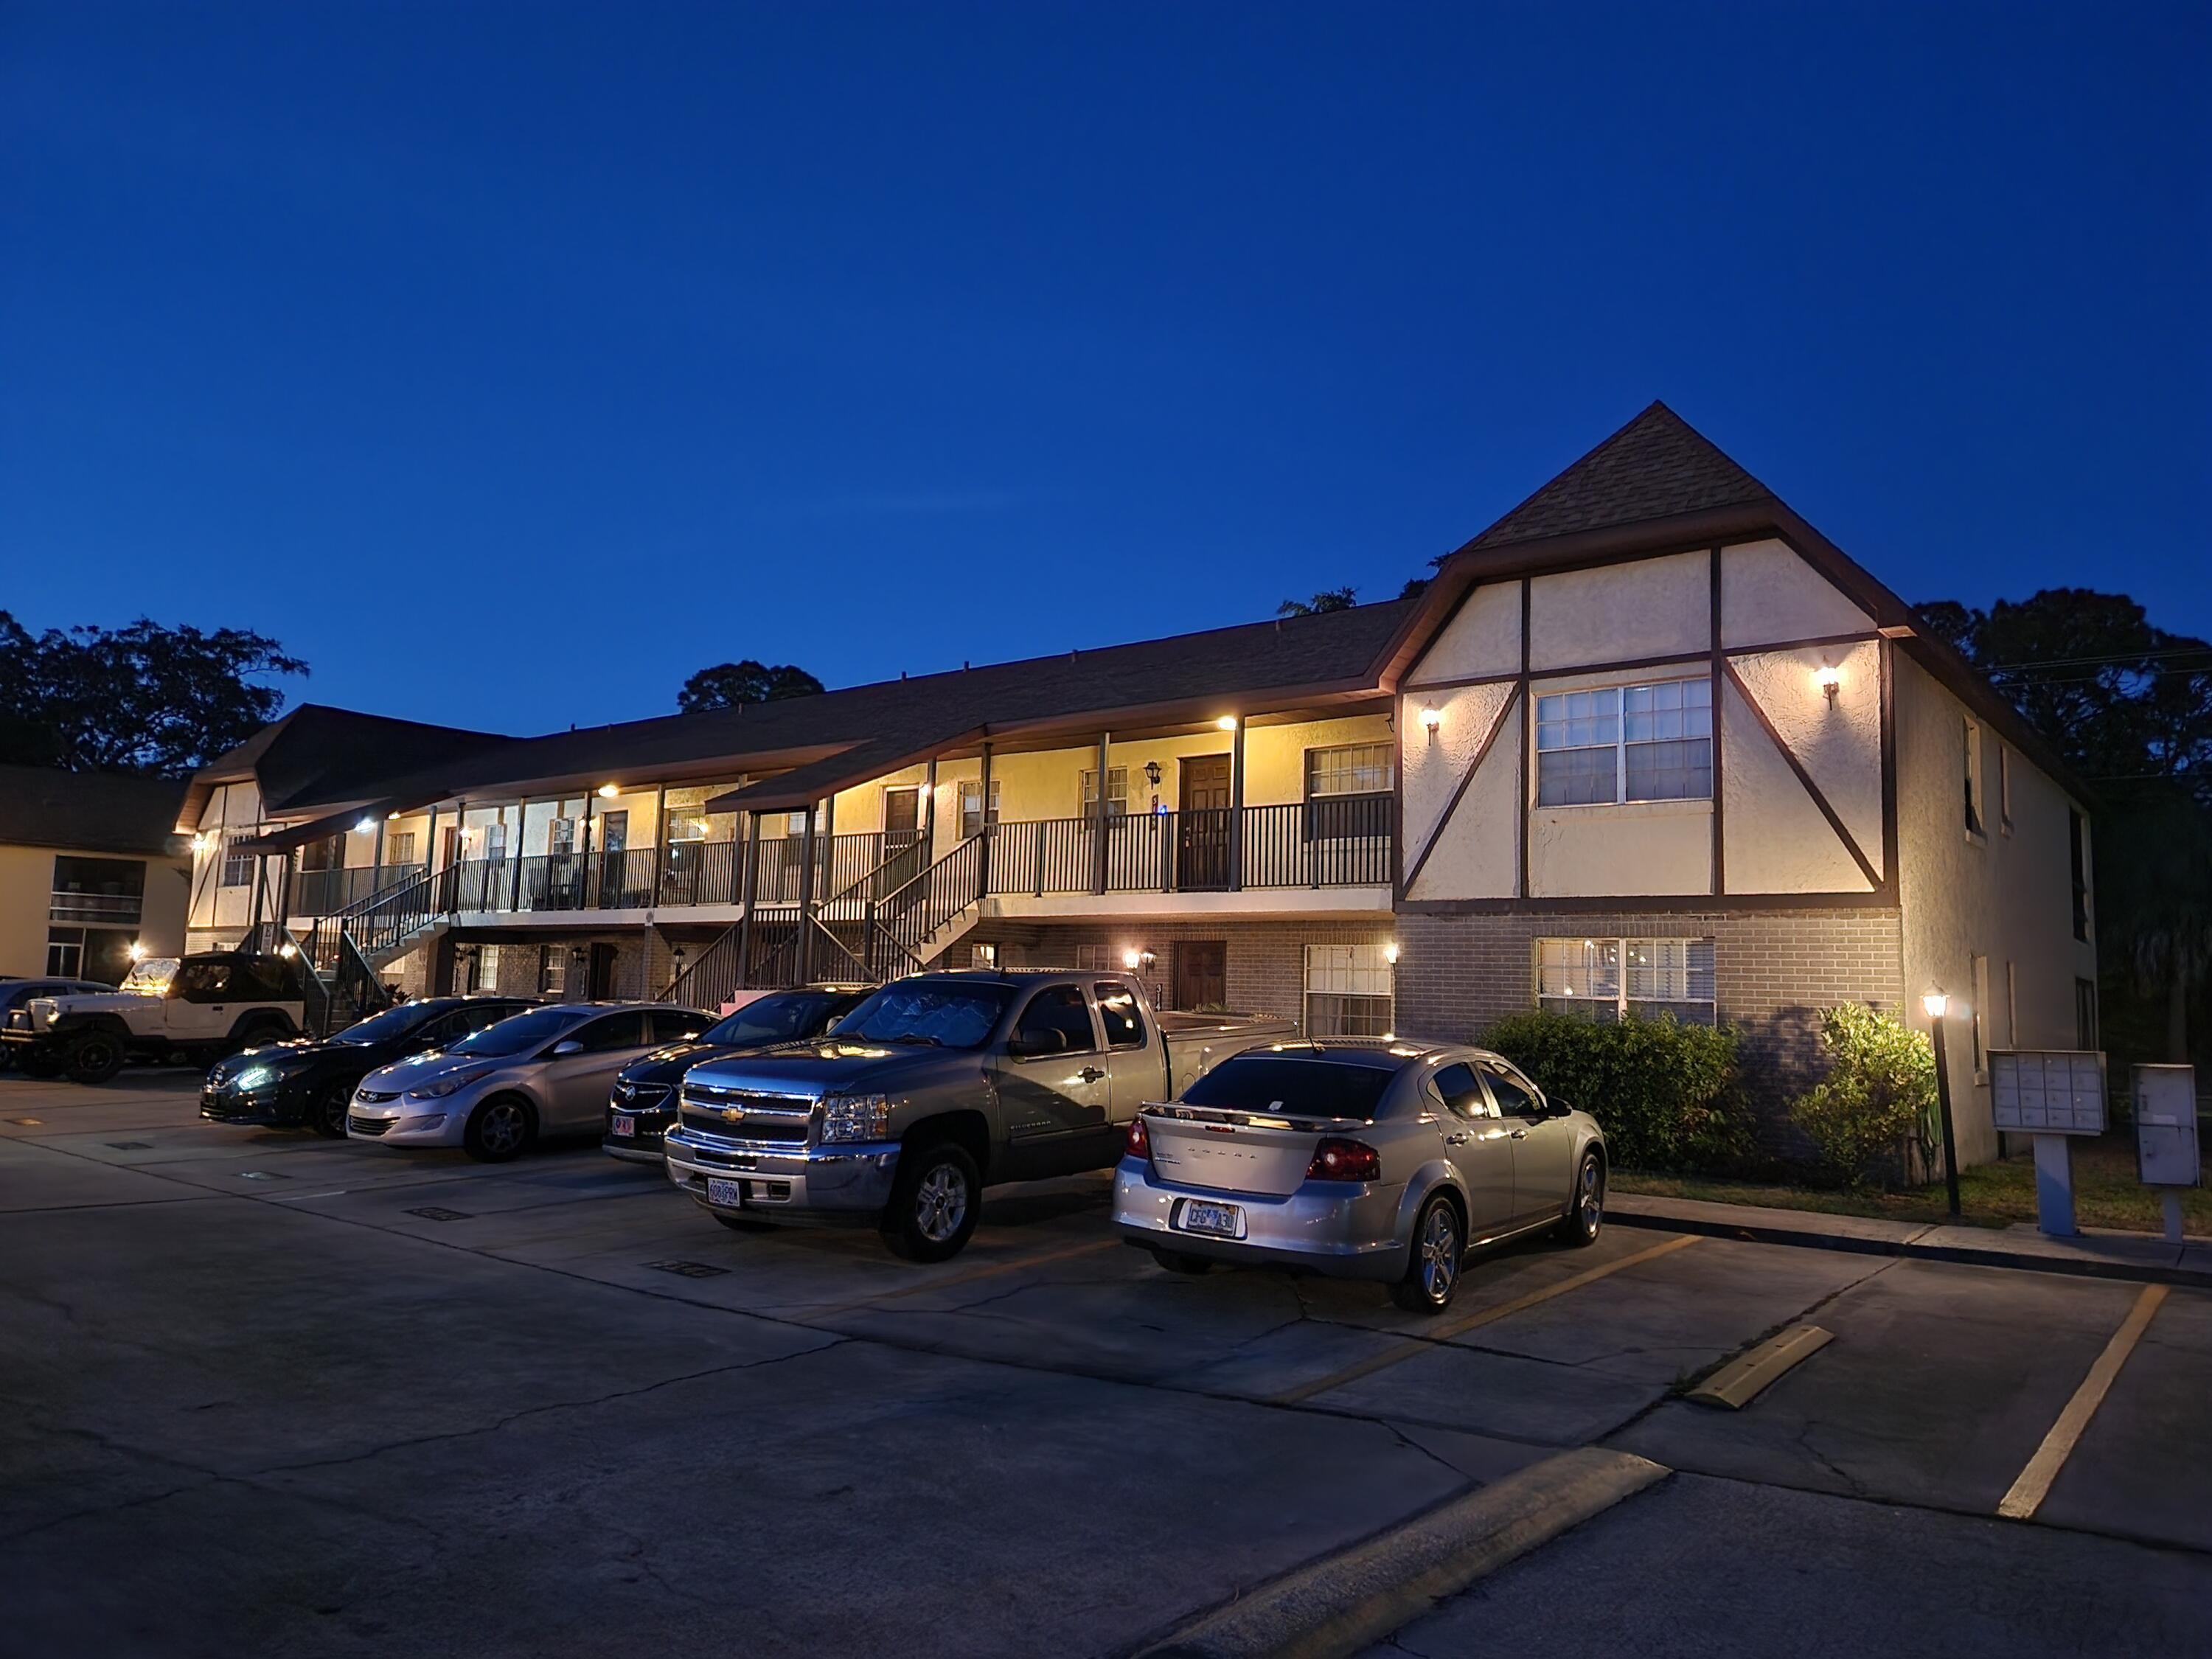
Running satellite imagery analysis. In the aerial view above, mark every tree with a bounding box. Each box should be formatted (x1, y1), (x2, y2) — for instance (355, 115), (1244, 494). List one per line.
(0, 611), (307, 776)
(1276, 587), (1358, 619)
(678, 660), (824, 713)
(1916, 588), (2212, 1062)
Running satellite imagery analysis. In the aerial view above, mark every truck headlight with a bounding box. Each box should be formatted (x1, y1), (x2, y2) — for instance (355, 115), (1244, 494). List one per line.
(819, 1093), (891, 1144)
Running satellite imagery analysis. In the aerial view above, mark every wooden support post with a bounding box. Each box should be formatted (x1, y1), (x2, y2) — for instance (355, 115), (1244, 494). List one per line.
(736, 810), (760, 988)
(1228, 717), (1246, 891)
(1094, 731), (1112, 895)
(977, 742), (994, 893)
(796, 800), (820, 984)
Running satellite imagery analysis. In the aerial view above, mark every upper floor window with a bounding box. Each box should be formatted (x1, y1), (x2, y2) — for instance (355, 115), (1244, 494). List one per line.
(1536, 936), (1716, 1025)
(385, 830), (419, 867)
(1535, 678), (1712, 807)
(1305, 742), (1394, 839)
(1080, 768), (1129, 817)
(1996, 745), (2013, 835)
(2069, 809), (2089, 942)
(1963, 715), (1986, 838)
(220, 835), (254, 888)
(959, 778), (1001, 838)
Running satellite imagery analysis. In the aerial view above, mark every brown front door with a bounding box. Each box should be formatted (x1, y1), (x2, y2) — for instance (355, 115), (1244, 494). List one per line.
(1178, 755), (1232, 889)
(587, 942), (619, 1000)
(1173, 940), (1226, 1011)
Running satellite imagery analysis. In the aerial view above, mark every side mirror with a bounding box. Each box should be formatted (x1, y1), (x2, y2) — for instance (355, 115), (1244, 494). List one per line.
(1007, 1028), (1067, 1059)
(551, 1039), (585, 1057)
(1546, 1096), (1574, 1119)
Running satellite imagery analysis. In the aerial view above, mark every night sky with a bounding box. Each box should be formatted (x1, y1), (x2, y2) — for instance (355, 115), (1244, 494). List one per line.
(4, 3), (2204, 736)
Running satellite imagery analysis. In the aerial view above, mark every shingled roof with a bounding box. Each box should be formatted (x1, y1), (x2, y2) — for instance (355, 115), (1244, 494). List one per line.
(184, 705), (513, 829)
(1467, 400), (1775, 549)
(0, 765), (189, 858)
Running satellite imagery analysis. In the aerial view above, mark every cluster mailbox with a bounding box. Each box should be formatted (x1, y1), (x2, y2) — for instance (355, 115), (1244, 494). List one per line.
(1989, 1050), (2107, 1239)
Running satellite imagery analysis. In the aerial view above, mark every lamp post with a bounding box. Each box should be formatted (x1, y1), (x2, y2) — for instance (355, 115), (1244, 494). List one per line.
(1923, 989), (1962, 1220)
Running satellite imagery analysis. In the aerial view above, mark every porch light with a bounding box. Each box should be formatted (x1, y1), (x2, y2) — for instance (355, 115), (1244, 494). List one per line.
(1921, 988), (1950, 1020)
(278, 942), (299, 959)
(597, 783), (620, 799)
(1144, 760), (1163, 786)
(1215, 714), (1239, 731)
(1419, 704), (1441, 745)
(1122, 947), (1143, 970)
(1383, 940), (1399, 965)
(128, 941), (146, 961)
(1816, 664), (1842, 707)
(355, 817), (378, 835)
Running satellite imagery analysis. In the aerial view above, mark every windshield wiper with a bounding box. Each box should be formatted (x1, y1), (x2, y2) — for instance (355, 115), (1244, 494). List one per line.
(877, 1033), (942, 1046)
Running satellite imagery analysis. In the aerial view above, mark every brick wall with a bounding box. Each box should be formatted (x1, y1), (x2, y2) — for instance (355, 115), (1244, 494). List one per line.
(1397, 907), (1904, 1150)
(965, 917), (1397, 1029)
(434, 928), (680, 1002)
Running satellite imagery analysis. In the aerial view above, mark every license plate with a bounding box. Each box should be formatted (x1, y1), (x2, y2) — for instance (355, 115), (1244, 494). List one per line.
(611, 1115), (636, 1138)
(706, 1177), (743, 1208)
(1180, 1199), (1242, 1238)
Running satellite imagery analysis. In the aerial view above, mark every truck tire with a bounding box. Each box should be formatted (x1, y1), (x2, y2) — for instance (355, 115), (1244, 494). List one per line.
(880, 1141), (981, 1263)
(69, 1033), (128, 1086)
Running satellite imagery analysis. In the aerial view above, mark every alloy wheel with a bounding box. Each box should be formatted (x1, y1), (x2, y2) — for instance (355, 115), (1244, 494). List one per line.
(1418, 1203), (1460, 1301)
(913, 1163), (970, 1243)
(1576, 1157), (1604, 1238)
(480, 1102), (526, 1157)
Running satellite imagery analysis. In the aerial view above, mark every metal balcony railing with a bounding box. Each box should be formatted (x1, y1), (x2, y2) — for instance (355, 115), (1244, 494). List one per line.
(49, 891), (144, 925)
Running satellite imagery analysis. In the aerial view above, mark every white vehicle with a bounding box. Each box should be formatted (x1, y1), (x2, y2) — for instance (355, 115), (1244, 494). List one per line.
(347, 1002), (709, 1162)
(0, 953), (305, 1085)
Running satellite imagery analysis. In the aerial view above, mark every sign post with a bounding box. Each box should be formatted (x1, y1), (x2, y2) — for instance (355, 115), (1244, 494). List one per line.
(1989, 1050), (2107, 1238)
(2133, 1064), (2200, 1245)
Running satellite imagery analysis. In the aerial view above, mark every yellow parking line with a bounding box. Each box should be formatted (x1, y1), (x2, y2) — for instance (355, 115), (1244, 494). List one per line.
(804, 1238), (1121, 1319)
(1271, 1234), (1704, 1406)
(1997, 1283), (2168, 1520)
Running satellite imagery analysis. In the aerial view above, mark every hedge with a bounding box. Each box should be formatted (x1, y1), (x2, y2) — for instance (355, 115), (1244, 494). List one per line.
(1479, 1008), (1752, 1174)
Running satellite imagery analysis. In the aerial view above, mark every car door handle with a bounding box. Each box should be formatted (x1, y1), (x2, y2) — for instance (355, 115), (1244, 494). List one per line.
(1509, 1127), (1528, 1140)
(1078, 1067), (1106, 1083)
(1444, 1131), (1471, 1145)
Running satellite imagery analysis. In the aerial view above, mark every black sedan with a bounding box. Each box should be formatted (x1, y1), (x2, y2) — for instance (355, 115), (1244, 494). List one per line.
(603, 985), (869, 1164)
(201, 995), (536, 1135)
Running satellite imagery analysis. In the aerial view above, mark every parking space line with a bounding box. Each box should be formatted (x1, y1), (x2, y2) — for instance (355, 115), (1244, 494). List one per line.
(1270, 1234), (1703, 1405)
(1997, 1282), (2168, 1520)
(802, 1238), (1122, 1318)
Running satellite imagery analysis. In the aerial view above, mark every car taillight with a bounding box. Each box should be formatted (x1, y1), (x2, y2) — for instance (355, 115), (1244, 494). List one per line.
(1307, 1137), (1381, 1183)
(1124, 1115), (1151, 1159)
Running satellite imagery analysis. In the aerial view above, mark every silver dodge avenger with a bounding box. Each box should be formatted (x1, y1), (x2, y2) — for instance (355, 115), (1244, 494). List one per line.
(1112, 1039), (1606, 1312)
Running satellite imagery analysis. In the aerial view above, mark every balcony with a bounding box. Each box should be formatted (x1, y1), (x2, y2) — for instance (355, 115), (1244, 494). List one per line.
(49, 890), (144, 926)
(293, 864), (428, 917)
(422, 799), (1391, 920)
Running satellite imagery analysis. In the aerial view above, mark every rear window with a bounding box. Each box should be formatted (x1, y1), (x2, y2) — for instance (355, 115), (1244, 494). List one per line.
(1181, 1053), (1397, 1119)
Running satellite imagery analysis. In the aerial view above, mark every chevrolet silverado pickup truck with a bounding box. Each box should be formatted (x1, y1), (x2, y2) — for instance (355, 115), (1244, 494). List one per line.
(1, 952), (305, 1084)
(662, 968), (1297, 1261)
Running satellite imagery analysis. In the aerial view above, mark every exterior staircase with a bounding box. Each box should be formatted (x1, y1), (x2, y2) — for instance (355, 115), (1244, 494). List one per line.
(300, 867), (449, 1034)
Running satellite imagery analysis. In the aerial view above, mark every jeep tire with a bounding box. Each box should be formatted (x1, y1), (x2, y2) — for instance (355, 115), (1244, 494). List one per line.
(68, 1032), (128, 1086)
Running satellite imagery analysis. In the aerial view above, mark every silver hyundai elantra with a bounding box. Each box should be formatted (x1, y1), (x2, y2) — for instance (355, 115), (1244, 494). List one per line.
(1112, 1039), (1607, 1312)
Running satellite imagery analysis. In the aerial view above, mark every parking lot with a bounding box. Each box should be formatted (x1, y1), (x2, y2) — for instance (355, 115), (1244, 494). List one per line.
(5, 1071), (2210, 1659)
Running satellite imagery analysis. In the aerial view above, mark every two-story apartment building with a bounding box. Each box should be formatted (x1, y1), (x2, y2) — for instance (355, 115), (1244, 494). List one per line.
(1, 764), (191, 983)
(172, 405), (2094, 1163)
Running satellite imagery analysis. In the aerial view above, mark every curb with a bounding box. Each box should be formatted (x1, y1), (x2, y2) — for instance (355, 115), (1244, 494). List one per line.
(1131, 1447), (1667, 1659)
(1608, 1207), (2212, 1290)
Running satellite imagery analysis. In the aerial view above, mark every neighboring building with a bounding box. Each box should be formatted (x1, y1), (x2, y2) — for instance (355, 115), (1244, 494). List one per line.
(0, 764), (192, 983)
(170, 403), (2093, 1162)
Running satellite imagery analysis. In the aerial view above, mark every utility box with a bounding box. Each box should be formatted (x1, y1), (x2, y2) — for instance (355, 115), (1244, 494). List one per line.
(2134, 1065), (2201, 1188)
(1990, 1050), (2107, 1136)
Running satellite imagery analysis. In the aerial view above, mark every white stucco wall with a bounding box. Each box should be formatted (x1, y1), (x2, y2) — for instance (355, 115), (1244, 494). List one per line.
(1401, 686), (1519, 900)
(1407, 582), (1520, 684)
(1528, 549), (1709, 671)
(1893, 652), (2097, 1166)
(1720, 538), (1874, 647)
(1722, 639), (1883, 891)
(1529, 799), (1712, 897)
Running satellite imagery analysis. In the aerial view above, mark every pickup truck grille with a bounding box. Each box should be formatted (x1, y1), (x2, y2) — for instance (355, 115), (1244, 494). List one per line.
(679, 1086), (814, 1144)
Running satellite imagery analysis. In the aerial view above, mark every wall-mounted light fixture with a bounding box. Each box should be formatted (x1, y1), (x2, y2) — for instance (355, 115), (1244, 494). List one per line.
(1122, 947), (1142, 970)
(1215, 714), (1239, 731)
(1383, 940), (1400, 965)
(1419, 704), (1442, 745)
(1816, 664), (1842, 708)
(1144, 760), (1163, 787)
(597, 782), (620, 799)
(354, 817), (378, 835)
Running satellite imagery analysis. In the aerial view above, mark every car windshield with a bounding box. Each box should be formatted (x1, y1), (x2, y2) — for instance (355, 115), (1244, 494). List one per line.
(333, 1004), (437, 1046)
(701, 992), (846, 1048)
(832, 982), (1012, 1050)
(1181, 1052), (1397, 1119)
(121, 959), (178, 994)
(448, 1007), (582, 1058)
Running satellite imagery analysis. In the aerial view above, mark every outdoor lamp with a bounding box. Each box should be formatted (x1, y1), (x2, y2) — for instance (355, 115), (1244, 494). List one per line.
(1921, 989), (1950, 1020)
(597, 783), (619, 799)
(128, 942), (146, 961)
(1419, 704), (1442, 744)
(1144, 760), (1163, 786)
(355, 818), (378, 835)
(1215, 714), (1239, 731)
(1122, 947), (1142, 970)
(1816, 664), (1842, 707)
(1383, 940), (1400, 964)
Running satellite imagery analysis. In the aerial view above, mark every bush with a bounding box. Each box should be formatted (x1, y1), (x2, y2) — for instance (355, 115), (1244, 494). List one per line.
(1789, 1004), (1938, 1186)
(1479, 1009), (1751, 1174)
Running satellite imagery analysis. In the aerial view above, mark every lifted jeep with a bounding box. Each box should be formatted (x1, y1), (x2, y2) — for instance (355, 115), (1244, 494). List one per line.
(1, 953), (306, 1085)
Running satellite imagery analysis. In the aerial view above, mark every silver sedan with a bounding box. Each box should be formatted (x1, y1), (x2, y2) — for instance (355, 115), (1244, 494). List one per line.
(1111, 1039), (1606, 1313)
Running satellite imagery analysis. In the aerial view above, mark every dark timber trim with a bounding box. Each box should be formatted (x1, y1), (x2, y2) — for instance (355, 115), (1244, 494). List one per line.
(1398, 892), (1902, 916)
(1710, 545), (1725, 897)
(1879, 636), (1899, 891)
(1517, 579), (1531, 898)
(1721, 659), (1883, 891)
(1399, 685), (1521, 899)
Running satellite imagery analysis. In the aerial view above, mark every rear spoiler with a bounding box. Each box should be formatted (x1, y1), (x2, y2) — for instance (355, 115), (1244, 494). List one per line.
(1140, 1102), (1374, 1133)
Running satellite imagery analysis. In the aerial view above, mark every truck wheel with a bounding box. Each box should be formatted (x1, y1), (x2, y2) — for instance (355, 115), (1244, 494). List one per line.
(21, 1048), (67, 1079)
(1389, 1192), (1464, 1315)
(880, 1141), (981, 1263)
(463, 1096), (535, 1163)
(308, 1082), (351, 1138)
(69, 1034), (128, 1085)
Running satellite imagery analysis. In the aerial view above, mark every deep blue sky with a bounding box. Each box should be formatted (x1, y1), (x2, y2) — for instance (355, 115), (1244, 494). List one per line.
(4, 4), (2205, 736)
